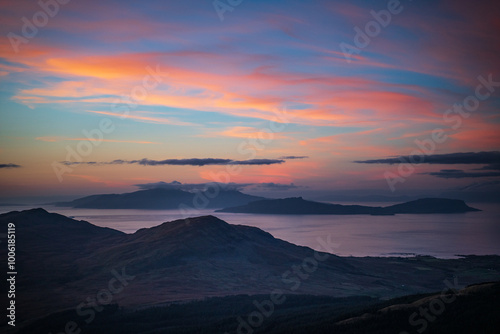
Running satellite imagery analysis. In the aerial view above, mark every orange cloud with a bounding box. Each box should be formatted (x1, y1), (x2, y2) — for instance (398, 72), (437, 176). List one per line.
(203, 126), (290, 140)
(35, 136), (159, 144)
(84, 110), (194, 126)
(6, 47), (443, 128)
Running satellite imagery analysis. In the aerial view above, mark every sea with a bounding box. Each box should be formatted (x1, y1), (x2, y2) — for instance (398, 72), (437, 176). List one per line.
(2, 203), (499, 259)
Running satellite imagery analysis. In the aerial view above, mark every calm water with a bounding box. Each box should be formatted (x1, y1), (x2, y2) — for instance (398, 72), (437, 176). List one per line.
(2, 203), (500, 258)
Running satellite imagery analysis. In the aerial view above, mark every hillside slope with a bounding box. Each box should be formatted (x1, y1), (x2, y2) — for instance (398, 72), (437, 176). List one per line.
(0, 209), (498, 330)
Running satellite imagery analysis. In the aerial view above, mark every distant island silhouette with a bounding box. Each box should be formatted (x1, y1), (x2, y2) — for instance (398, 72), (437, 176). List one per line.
(55, 188), (264, 209)
(216, 197), (480, 215)
(55, 189), (480, 215)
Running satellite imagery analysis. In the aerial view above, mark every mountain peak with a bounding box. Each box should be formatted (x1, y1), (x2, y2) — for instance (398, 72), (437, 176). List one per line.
(163, 215), (231, 231)
(2, 207), (53, 220)
(132, 215), (238, 244)
(22, 207), (49, 215)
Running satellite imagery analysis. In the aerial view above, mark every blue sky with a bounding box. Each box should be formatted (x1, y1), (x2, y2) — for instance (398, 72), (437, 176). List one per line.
(1, 0), (499, 201)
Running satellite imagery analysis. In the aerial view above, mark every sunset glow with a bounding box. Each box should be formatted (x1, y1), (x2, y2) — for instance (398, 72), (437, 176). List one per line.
(1, 0), (499, 201)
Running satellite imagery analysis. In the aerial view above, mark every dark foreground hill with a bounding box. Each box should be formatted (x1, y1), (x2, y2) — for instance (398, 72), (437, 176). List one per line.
(0, 209), (498, 333)
(16, 282), (500, 334)
(217, 197), (480, 215)
(55, 188), (264, 209)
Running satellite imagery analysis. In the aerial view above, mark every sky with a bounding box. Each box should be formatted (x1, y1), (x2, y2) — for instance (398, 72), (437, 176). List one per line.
(0, 0), (499, 202)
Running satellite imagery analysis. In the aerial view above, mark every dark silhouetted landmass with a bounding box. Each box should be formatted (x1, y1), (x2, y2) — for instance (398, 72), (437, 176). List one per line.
(382, 198), (480, 214)
(217, 197), (480, 215)
(55, 188), (264, 209)
(16, 282), (500, 334)
(1, 209), (497, 333)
